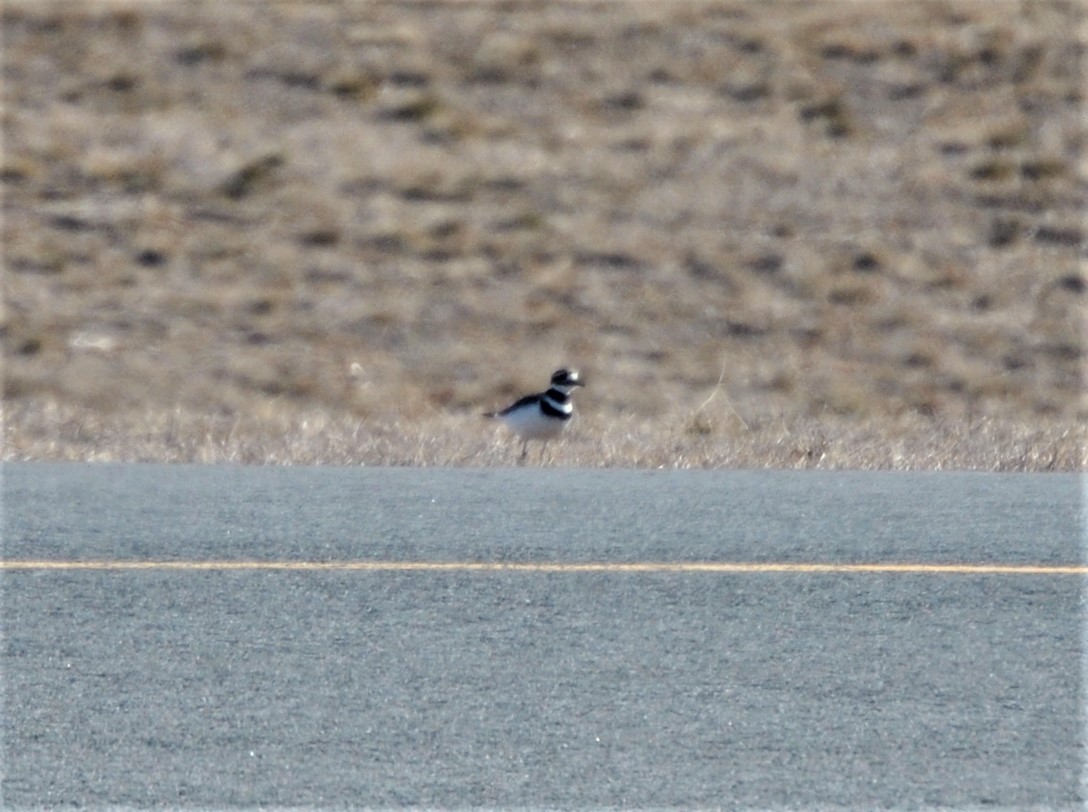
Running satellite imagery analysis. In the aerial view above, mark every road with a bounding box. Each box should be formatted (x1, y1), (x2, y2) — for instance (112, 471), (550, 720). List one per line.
(2, 464), (1083, 809)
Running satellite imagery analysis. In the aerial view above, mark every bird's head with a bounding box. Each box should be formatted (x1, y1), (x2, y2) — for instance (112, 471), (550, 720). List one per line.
(551, 368), (585, 389)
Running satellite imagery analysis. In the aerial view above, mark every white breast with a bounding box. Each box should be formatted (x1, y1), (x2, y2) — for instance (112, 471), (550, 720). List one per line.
(500, 402), (569, 440)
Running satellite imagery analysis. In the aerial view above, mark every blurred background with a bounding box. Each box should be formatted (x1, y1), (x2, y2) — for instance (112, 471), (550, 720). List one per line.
(3, 1), (1084, 463)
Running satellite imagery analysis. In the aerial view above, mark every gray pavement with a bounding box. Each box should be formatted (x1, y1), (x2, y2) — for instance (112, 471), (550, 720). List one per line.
(2, 464), (1084, 809)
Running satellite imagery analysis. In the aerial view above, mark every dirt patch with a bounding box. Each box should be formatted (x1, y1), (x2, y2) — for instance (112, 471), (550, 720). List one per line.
(2, 1), (1085, 468)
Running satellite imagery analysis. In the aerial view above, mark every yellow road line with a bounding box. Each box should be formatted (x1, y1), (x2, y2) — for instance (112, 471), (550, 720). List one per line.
(1, 560), (1085, 575)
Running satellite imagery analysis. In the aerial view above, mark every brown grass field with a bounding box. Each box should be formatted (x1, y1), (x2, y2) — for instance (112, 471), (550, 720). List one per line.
(2, 0), (1085, 469)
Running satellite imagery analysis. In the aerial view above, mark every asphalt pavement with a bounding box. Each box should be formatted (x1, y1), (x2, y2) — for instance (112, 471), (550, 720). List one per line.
(2, 464), (1083, 809)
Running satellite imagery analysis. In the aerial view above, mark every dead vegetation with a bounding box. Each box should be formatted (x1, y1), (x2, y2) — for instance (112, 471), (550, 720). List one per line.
(2, 1), (1085, 469)
(3, 397), (1084, 471)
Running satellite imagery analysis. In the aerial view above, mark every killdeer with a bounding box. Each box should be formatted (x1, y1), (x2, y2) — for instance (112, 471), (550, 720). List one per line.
(484, 368), (585, 461)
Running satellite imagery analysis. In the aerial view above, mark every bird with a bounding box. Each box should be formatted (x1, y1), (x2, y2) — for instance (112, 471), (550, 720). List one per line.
(484, 368), (585, 462)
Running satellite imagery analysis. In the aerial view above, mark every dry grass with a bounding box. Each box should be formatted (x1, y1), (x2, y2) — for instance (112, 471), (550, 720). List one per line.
(2, 0), (1085, 469)
(3, 398), (1083, 472)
